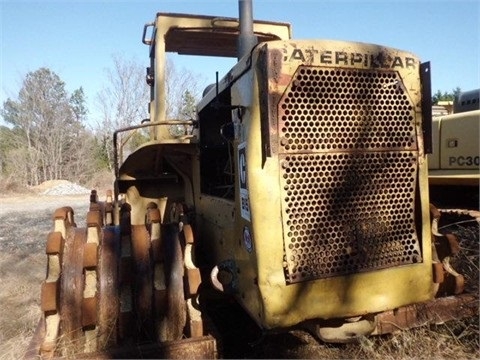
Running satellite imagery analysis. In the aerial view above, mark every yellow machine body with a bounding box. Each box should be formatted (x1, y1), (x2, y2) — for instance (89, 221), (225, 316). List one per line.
(428, 110), (480, 186)
(195, 40), (433, 328)
(118, 13), (434, 331)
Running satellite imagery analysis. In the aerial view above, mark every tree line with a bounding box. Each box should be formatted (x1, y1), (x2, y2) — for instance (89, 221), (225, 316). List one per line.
(432, 87), (462, 104)
(0, 56), (202, 189)
(0, 57), (462, 190)
(1, 68), (94, 186)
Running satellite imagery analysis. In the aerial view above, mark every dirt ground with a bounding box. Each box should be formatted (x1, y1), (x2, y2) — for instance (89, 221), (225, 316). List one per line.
(0, 193), (90, 360)
(0, 192), (478, 359)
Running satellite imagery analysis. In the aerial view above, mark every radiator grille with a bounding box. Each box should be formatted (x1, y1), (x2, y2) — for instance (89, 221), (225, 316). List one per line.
(278, 67), (421, 284)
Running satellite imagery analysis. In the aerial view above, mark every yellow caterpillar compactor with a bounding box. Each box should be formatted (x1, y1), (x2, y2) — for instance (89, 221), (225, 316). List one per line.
(27, 1), (478, 358)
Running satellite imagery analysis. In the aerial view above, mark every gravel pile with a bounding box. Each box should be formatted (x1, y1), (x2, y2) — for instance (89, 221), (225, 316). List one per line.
(42, 182), (91, 196)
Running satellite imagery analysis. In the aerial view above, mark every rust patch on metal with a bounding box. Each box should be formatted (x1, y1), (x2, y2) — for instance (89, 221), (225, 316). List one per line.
(97, 228), (120, 349)
(374, 293), (478, 335)
(40, 281), (58, 312)
(82, 296), (98, 328)
(53, 206), (74, 222)
(60, 228), (86, 352)
(131, 224), (154, 337)
(83, 243), (99, 268)
(87, 210), (103, 228)
(45, 232), (64, 255)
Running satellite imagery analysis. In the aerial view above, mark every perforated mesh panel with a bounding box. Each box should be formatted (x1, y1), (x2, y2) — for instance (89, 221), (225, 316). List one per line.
(279, 67), (417, 152)
(279, 66), (422, 284)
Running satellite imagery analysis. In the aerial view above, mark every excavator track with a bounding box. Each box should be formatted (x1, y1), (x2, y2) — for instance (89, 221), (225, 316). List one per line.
(370, 206), (480, 336)
(435, 207), (479, 295)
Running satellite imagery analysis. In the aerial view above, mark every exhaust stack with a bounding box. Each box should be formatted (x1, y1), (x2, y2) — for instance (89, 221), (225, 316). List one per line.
(237, 0), (258, 60)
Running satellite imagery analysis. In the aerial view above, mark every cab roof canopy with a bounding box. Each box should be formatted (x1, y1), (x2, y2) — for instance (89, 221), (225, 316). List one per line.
(153, 13), (291, 57)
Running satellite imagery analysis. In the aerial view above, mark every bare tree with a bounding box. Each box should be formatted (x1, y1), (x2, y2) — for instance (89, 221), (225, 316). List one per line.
(164, 57), (204, 119)
(95, 55), (150, 170)
(96, 55), (149, 130)
(95, 54), (204, 170)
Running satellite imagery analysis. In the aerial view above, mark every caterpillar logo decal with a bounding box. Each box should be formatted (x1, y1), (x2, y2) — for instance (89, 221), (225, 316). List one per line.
(238, 142), (251, 221)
